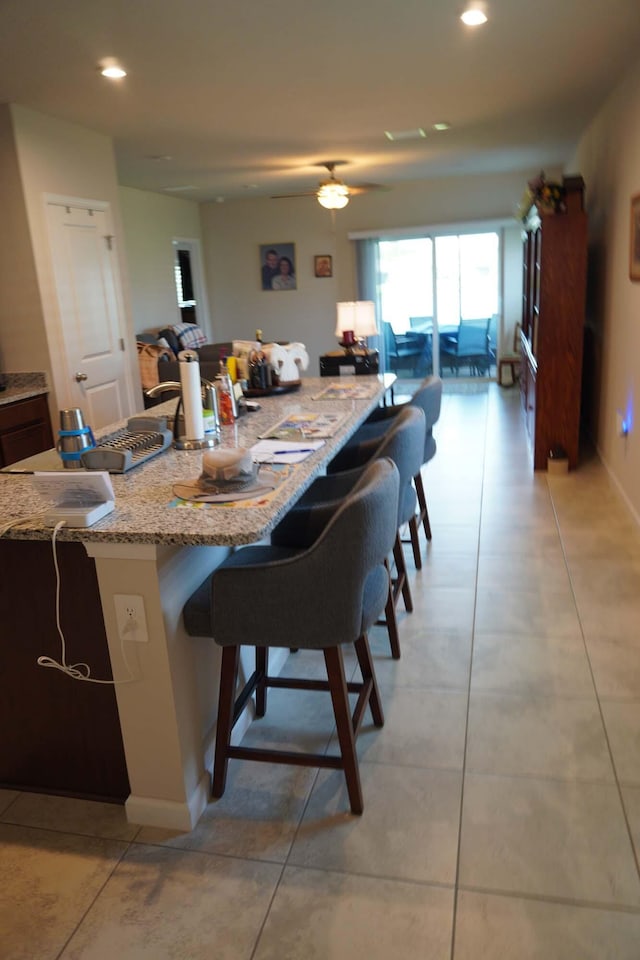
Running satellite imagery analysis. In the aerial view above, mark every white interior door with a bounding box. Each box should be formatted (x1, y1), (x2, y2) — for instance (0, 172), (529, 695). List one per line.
(46, 201), (134, 430)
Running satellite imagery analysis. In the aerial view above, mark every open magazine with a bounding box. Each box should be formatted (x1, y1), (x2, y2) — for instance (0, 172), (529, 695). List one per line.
(258, 411), (349, 440)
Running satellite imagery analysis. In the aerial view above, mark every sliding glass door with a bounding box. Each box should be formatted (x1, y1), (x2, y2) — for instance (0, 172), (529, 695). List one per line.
(377, 231), (500, 379)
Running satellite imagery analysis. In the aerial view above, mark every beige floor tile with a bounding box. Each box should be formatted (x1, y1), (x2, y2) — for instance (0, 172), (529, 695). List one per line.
(60, 843), (281, 960)
(421, 523), (480, 554)
(474, 588), (581, 638)
(372, 630), (472, 691)
(600, 701), (640, 784)
(477, 553), (572, 594)
(479, 525), (564, 558)
(349, 686), (468, 770)
(289, 764), (462, 885)
(1, 792), (138, 841)
(254, 866), (454, 960)
(620, 785), (640, 853)
(585, 636), (640, 699)
(559, 527), (640, 562)
(576, 596), (640, 642)
(0, 789), (19, 815)
(568, 557), (640, 603)
(471, 633), (595, 698)
(405, 586), (476, 634)
(412, 551), (479, 589)
(136, 757), (317, 862)
(459, 773), (640, 905)
(0, 823), (127, 960)
(466, 692), (614, 781)
(479, 499), (558, 528)
(454, 890), (640, 960)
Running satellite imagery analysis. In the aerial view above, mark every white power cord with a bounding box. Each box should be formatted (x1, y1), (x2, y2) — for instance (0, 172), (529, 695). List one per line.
(0, 517), (138, 685)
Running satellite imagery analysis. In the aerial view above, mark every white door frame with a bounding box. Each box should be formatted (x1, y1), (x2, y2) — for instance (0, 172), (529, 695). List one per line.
(172, 237), (211, 338)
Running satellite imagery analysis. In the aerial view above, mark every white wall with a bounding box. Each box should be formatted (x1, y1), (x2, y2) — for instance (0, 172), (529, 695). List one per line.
(119, 187), (207, 337)
(571, 59), (640, 521)
(200, 171), (529, 371)
(0, 105), (49, 376)
(5, 104), (140, 416)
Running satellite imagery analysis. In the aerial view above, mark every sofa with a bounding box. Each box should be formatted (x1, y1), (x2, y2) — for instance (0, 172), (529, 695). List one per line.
(136, 325), (235, 407)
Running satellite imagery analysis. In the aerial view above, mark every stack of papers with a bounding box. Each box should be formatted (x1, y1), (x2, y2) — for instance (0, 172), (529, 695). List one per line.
(251, 439), (325, 464)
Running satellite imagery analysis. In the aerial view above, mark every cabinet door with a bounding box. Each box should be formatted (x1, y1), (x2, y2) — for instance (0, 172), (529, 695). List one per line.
(0, 421), (53, 467)
(0, 395), (54, 467)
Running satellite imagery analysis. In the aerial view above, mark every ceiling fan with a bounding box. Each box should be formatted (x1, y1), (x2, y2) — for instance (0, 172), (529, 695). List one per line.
(271, 161), (387, 210)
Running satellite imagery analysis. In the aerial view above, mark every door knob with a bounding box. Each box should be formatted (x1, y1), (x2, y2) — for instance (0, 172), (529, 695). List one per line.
(75, 372), (88, 382)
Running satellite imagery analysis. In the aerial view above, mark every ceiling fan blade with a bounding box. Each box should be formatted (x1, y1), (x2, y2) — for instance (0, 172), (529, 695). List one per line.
(349, 183), (391, 195)
(271, 191), (318, 199)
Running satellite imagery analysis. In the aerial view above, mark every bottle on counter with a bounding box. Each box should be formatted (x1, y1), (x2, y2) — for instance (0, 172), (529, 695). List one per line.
(202, 382), (219, 438)
(216, 358), (236, 425)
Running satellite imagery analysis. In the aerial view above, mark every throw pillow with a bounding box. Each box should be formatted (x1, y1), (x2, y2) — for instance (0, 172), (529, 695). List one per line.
(171, 323), (207, 351)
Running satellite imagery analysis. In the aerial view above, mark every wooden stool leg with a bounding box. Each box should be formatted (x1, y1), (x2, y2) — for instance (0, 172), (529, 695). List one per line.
(354, 633), (384, 727)
(380, 557), (401, 659)
(255, 646), (268, 718)
(324, 646), (363, 815)
(408, 514), (422, 569)
(212, 646), (240, 799)
(394, 533), (413, 612)
(414, 472), (432, 541)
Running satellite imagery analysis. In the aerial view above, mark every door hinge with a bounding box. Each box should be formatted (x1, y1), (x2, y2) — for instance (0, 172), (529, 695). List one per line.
(119, 338), (125, 351)
(105, 235), (114, 251)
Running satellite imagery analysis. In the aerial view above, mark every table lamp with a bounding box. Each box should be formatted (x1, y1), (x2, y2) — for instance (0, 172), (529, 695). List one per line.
(335, 301), (378, 354)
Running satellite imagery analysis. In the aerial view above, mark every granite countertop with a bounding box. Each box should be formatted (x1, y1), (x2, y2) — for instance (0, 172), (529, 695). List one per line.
(0, 377), (388, 547)
(0, 372), (49, 406)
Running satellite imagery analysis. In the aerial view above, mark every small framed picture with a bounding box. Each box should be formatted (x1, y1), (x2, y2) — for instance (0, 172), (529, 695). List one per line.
(260, 243), (296, 291)
(630, 194), (640, 281)
(314, 254), (333, 278)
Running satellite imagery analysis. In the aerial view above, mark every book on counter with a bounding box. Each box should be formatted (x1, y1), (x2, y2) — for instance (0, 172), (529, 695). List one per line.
(258, 411), (349, 440)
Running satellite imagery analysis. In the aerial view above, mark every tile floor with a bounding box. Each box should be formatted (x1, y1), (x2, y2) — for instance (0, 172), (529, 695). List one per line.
(2, 384), (640, 959)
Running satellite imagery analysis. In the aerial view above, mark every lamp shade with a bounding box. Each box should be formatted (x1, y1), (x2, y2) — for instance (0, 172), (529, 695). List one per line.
(335, 301), (378, 338)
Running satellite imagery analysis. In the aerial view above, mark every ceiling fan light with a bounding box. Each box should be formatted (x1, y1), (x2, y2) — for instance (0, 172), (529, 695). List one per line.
(460, 3), (487, 26)
(317, 182), (350, 210)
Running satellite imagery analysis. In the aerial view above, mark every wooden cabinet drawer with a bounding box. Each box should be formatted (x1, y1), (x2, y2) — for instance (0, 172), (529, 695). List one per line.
(0, 394), (54, 467)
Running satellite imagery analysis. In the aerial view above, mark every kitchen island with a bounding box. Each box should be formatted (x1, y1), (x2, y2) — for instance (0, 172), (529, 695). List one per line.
(0, 377), (390, 830)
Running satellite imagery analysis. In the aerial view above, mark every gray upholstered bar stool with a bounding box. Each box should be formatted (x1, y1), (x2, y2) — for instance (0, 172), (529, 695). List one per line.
(328, 375), (442, 569)
(271, 405), (425, 660)
(183, 458), (400, 815)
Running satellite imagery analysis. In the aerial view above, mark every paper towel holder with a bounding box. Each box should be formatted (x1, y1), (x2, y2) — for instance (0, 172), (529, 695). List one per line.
(145, 379), (219, 450)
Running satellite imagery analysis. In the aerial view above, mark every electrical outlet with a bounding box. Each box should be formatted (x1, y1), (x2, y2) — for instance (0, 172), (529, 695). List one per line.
(114, 594), (149, 643)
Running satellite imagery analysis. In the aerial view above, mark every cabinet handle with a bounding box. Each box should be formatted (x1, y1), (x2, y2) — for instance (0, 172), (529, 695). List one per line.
(75, 372), (88, 382)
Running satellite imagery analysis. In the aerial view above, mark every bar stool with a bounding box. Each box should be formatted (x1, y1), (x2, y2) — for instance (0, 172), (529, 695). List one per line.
(183, 458), (400, 815)
(328, 375), (442, 569)
(271, 405), (425, 660)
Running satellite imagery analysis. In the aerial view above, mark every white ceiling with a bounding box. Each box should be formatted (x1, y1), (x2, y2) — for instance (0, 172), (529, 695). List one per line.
(1, 0), (639, 203)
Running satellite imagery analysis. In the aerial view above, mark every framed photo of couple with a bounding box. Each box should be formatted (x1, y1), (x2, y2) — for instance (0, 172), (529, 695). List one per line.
(260, 243), (297, 291)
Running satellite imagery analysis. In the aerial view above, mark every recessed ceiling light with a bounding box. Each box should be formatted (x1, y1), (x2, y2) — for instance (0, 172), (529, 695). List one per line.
(163, 185), (195, 192)
(433, 122), (451, 131)
(146, 155), (173, 162)
(384, 128), (427, 142)
(99, 58), (127, 79)
(460, 4), (487, 26)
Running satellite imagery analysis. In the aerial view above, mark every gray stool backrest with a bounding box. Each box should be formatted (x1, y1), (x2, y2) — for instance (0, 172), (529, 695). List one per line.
(409, 375), (442, 461)
(371, 405), (425, 526)
(212, 458), (400, 649)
